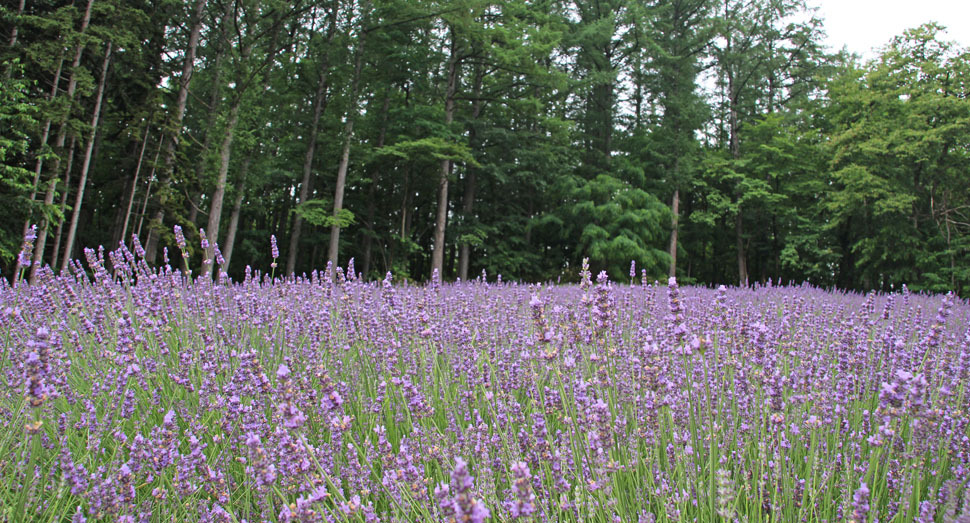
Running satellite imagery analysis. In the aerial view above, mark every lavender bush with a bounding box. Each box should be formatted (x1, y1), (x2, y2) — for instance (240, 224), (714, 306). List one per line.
(2, 231), (970, 522)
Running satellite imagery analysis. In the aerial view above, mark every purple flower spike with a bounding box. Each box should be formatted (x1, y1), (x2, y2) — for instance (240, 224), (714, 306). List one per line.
(173, 224), (187, 250)
(851, 482), (870, 522)
(506, 461), (536, 518)
(17, 224), (37, 268)
(437, 458), (489, 523)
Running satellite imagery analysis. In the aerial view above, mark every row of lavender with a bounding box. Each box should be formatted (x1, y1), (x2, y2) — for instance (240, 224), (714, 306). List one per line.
(2, 233), (970, 521)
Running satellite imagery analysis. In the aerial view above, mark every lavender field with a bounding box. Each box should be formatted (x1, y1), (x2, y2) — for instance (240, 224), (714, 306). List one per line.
(3, 237), (970, 522)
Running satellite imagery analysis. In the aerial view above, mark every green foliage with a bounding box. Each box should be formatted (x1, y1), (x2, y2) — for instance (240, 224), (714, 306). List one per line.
(823, 23), (970, 292)
(375, 137), (479, 167)
(0, 64), (37, 264)
(561, 173), (671, 280)
(293, 199), (356, 228)
(2, 0), (968, 297)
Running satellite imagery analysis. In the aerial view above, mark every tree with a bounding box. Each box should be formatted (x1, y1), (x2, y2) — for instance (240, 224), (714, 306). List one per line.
(639, 0), (712, 278)
(61, 41), (111, 272)
(824, 24), (970, 293)
(708, 0), (823, 284)
(0, 64), (35, 265)
(143, 0), (206, 263)
(286, 4), (337, 275)
(327, 2), (369, 270)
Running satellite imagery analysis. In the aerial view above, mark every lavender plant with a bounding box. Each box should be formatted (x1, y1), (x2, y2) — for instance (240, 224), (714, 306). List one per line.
(1, 228), (969, 521)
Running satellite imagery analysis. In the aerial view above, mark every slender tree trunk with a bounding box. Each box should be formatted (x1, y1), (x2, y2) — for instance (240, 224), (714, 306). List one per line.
(432, 36), (460, 278)
(362, 91), (392, 279)
(61, 42), (112, 273)
(28, 181), (58, 282)
(735, 211), (747, 286)
(18, 0), (93, 275)
(203, 99), (242, 275)
(187, 1), (232, 232)
(221, 190), (245, 272)
(457, 65), (483, 281)
(327, 32), (367, 270)
(120, 126), (151, 247)
(23, 60), (65, 278)
(136, 142), (162, 241)
(49, 137), (76, 268)
(728, 86), (747, 286)
(204, 13), (285, 276)
(668, 187), (680, 278)
(26, 57), (63, 206)
(193, 1), (231, 177)
(400, 171), (409, 239)
(221, 157), (251, 273)
(946, 217), (956, 290)
(286, 45), (333, 274)
(2, 0), (25, 77)
(186, 193), (201, 227)
(7, 0), (24, 47)
(456, 166), (477, 281)
(144, 0), (206, 263)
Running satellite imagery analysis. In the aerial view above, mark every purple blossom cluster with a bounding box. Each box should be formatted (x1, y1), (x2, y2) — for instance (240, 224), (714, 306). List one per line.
(1, 232), (970, 521)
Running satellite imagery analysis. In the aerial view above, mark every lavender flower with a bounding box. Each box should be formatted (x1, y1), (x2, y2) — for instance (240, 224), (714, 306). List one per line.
(436, 458), (489, 523)
(2, 237), (968, 521)
(173, 225), (187, 252)
(25, 327), (53, 409)
(505, 461), (536, 518)
(851, 482), (870, 523)
(17, 224), (37, 268)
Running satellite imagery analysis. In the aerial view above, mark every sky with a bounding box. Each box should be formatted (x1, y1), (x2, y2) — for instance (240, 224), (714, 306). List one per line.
(812, 0), (970, 59)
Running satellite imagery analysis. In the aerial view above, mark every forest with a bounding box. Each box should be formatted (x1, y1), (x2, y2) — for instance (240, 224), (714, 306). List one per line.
(1, 0), (968, 294)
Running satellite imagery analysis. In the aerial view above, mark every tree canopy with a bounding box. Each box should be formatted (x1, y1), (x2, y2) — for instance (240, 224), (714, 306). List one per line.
(1, 1), (968, 294)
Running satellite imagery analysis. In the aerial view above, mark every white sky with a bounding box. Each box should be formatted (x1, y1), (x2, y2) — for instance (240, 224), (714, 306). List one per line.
(812, 0), (970, 59)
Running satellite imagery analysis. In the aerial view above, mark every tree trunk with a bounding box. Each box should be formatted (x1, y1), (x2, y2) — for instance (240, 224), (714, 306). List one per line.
(456, 171), (476, 281)
(431, 36), (460, 279)
(221, 160), (249, 274)
(457, 65), (483, 281)
(668, 187), (680, 278)
(17, 0), (93, 275)
(286, 42), (334, 275)
(144, 0), (206, 263)
(29, 178), (59, 282)
(3, 0), (26, 77)
(361, 91), (391, 279)
(25, 56), (63, 207)
(49, 137), (76, 268)
(136, 141), (162, 242)
(61, 42), (112, 273)
(204, 12), (286, 276)
(203, 98), (242, 275)
(728, 83), (747, 286)
(186, 193), (202, 227)
(187, 0), (232, 233)
(23, 59), (65, 278)
(119, 126), (151, 247)
(327, 32), (366, 270)
(735, 210), (747, 286)
(6, 0), (24, 47)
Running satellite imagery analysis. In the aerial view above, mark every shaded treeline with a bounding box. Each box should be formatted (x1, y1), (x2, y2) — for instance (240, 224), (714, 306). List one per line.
(1, 0), (968, 294)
